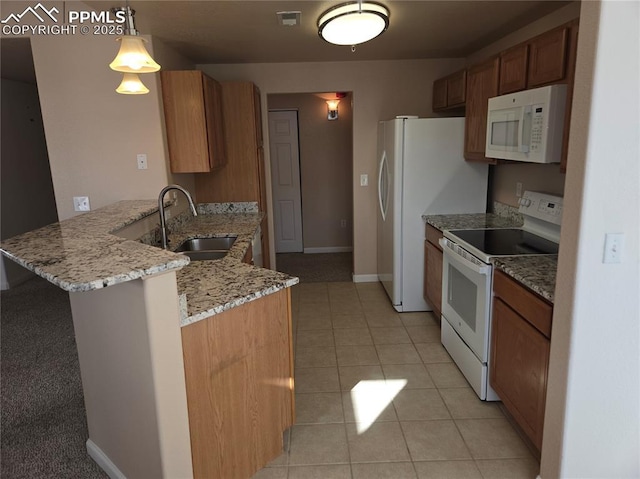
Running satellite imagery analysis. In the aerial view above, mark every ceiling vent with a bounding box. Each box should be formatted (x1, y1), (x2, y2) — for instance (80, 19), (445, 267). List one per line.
(276, 11), (301, 27)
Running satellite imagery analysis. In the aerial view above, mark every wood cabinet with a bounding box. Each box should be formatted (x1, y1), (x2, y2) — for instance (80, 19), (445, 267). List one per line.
(561, 20), (579, 173)
(423, 224), (444, 319)
(527, 26), (568, 88)
(433, 69), (467, 111)
(464, 57), (500, 163)
(160, 70), (226, 173)
(490, 270), (552, 451)
(499, 44), (529, 94)
(195, 81), (271, 268)
(181, 289), (294, 479)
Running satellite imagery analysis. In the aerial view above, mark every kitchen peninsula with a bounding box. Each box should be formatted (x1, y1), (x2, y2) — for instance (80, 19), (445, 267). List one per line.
(0, 200), (298, 479)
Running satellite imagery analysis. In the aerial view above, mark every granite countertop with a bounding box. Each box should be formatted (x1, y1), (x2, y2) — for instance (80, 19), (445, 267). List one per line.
(423, 213), (522, 231)
(0, 200), (188, 292)
(0, 200), (298, 326)
(165, 213), (298, 327)
(492, 256), (558, 303)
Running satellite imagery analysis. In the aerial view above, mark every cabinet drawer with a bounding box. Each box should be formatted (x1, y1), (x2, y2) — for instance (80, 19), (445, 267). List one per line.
(493, 270), (552, 338)
(425, 224), (443, 249)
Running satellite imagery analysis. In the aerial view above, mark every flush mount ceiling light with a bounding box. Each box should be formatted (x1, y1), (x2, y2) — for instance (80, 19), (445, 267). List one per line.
(109, 6), (160, 74)
(116, 73), (149, 94)
(318, 1), (389, 46)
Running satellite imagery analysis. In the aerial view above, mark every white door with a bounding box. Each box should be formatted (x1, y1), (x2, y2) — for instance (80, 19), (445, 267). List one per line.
(268, 110), (303, 253)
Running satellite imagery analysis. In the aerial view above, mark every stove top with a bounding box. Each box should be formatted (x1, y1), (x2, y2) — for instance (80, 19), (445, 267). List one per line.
(446, 228), (559, 260)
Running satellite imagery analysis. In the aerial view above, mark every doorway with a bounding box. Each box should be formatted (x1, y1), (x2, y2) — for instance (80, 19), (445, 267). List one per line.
(0, 38), (58, 289)
(267, 92), (354, 282)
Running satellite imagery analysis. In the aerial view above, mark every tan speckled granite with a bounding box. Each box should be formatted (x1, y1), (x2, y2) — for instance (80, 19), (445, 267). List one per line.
(0, 200), (188, 292)
(422, 213), (522, 231)
(1, 200), (298, 326)
(492, 256), (557, 303)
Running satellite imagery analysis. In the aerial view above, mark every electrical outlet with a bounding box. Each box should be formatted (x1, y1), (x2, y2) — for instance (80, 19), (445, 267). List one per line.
(340, 219), (347, 228)
(137, 154), (148, 170)
(73, 196), (90, 212)
(516, 182), (523, 197)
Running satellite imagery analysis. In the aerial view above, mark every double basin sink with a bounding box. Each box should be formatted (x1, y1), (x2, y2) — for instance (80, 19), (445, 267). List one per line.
(174, 236), (237, 261)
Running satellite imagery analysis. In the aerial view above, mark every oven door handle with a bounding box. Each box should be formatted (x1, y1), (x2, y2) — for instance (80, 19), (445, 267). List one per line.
(439, 238), (491, 275)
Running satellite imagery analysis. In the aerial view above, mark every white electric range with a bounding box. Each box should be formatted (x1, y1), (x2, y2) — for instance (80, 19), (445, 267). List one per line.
(439, 191), (563, 400)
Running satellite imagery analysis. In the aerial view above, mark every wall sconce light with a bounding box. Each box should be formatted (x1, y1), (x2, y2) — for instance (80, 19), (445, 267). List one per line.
(110, 5), (160, 95)
(318, 1), (389, 47)
(327, 99), (340, 120)
(116, 73), (150, 94)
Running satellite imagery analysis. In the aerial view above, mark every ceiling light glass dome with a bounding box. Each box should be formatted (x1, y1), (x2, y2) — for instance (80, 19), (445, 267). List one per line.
(318, 2), (389, 46)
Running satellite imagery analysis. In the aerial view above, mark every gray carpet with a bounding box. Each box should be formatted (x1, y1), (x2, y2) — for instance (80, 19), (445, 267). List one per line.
(1, 277), (107, 479)
(275, 252), (352, 282)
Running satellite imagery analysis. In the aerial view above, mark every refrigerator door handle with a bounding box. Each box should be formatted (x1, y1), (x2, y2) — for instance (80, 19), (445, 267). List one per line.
(378, 150), (388, 221)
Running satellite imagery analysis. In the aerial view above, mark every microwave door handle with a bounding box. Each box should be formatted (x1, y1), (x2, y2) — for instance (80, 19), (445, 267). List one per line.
(518, 105), (532, 153)
(439, 239), (491, 275)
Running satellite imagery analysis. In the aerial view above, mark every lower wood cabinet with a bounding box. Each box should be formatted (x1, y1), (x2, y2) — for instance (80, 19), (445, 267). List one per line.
(181, 289), (294, 478)
(490, 270), (552, 451)
(424, 224), (443, 319)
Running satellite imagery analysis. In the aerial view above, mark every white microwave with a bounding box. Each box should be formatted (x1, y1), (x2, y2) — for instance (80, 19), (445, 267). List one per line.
(485, 84), (567, 163)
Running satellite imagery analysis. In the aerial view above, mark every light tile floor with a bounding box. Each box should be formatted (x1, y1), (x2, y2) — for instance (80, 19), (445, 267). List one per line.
(251, 282), (540, 479)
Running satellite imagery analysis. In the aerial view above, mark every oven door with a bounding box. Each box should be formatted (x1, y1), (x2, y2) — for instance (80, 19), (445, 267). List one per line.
(440, 238), (492, 362)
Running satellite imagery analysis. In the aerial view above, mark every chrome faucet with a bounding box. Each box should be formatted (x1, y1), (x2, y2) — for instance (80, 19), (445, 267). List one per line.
(158, 184), (198, 249)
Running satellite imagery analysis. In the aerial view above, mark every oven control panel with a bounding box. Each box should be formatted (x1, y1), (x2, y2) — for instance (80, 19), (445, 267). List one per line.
(518, 191), (563, 226)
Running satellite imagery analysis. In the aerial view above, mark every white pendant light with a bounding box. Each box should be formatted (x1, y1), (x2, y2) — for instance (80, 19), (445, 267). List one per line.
(109, 6), (160, 74)
(116, 73), (150, 94)
(318, 1), (389, 46)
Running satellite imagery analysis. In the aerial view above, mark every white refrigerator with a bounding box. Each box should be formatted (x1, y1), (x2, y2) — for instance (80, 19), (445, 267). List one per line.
(377, 117), (488, 312)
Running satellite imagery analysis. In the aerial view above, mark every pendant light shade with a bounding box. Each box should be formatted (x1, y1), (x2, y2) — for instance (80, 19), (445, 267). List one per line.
(318, 1), (389, 46)
(116, 73), (150, 94)
(109, 35), (160, 73)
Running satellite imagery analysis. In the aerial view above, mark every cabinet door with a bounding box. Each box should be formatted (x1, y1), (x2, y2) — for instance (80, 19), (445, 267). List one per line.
(203, 74), (226, 170)
(528, 27), (568, 87)
(432, 77), (448, 111)
(161, 71), (211, 173)
(447, 70), (466, 107)
(464, 57), (500, 163)
(561, 21), (579, 172)
(425, 240), (443, 318)
(490, 298), (550, 450)
(499, 44), (529, 94)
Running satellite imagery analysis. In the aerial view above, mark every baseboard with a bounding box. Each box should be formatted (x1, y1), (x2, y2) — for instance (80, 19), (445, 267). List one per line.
(352, 274), (379, 283)
(86, 439), (126, 479)
(303, 246), (353, 254)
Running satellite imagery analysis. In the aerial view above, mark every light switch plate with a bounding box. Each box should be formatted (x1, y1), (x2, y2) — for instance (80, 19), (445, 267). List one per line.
(360, 174), (368, 187)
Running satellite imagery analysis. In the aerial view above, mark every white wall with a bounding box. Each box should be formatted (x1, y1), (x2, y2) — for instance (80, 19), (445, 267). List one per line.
(199, 58), (465, 275)
(541, 1), (640, 477)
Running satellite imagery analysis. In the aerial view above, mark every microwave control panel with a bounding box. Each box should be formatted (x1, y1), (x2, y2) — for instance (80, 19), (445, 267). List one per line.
(530, 105), (545, 152)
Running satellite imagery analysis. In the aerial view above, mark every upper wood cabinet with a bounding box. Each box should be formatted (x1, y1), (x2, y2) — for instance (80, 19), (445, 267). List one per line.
(499, 44), (529, 94)
(561, 20), (580, 173)
(528, 26), (568, 88)
(432, 69), (467, 111)
(160, 70), (226, 173)
(463, 57), (499, 163)
(195, 81), (271, 268)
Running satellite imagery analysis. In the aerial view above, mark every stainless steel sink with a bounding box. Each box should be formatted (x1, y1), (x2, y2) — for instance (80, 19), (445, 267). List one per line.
(174, 236), (237, 261)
